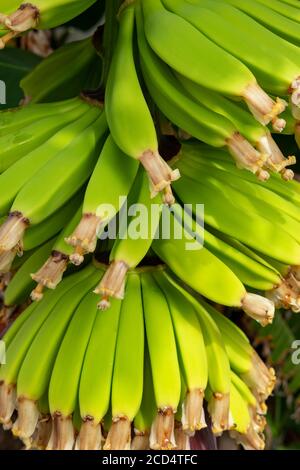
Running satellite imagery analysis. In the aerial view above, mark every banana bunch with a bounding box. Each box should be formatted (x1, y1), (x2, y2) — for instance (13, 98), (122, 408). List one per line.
(0, 0), (98, 48)
(0, 263), (274, 450)
(165, 142), (300, 313)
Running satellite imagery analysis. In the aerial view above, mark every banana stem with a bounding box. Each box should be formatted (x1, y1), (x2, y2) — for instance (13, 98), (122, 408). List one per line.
(150, 408), (176, 450)
(131, 431), (150, 450)
(76, 419), (102, 450)
(0, 382), (16, 426)
(94, 260), (129, 310)
(182, 389), (206, 436)
(103, 416), (132, 450)
(46, 413), (75, 450)
(242, 293), (275, 326)
(174, 422), (191, 450)
(31, 251), (69, 301)
(32, 415), (52, 450)
(0, 212), (29, 255)
(66, 214), (103, 266)
(12, 397), (39, 443)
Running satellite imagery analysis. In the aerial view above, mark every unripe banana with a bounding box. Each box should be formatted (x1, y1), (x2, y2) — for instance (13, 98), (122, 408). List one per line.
(131, 345), (156, 451)
(204, 300), (276, 402)
(106, 1), (180, 203)
(172, 278), (232, 434)
(0, 1), (97, 47)
(153, 270), (208, 435)
(0, 98), (89, 173)
(21, 38), (100, 103)
(77, 281), (122, 451)
(1, 302), (38, 348)
(0, 109), (106, 255)
(223, 0), (300, 46)
(0, 265), (94, 426)
(136, 4), (269, 178)
(164, 0), (300, 109)
(94, 170), (162, 309)
(66, 135), (139, 266)
(142, 0), (286, 125)
(141, 271), (181, 450)
(254, 0), (300, 22)
(0, 103), (96, 217)
(47, 289), (100, 450)
(0, 97), (81, 137)
(13, 269), (100, 443)
(104, 273), (144, 450)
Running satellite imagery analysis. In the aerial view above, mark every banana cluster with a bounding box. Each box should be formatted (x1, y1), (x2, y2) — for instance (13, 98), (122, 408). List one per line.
(0, 264), (274, 450)
(0, 0), (299, 451)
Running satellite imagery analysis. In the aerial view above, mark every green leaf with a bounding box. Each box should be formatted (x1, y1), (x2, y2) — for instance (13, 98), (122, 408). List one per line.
(0, 48), (41, 109)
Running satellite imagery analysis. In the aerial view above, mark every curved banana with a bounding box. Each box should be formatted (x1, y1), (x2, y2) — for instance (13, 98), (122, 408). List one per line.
(141, 271), (181, 450)
(142, 0), (285, 125)
(136, 4), (269, 178)
(223, 0), (300, 46)
(0, 0), (97, 47)
(0, 97), (81, 137)
(77, 284), (122, 451)
(171, 277), (232, 434)
(153, 270), (208, 434)
(0, 103), (97, 216)
(131, 345), (156, 451)
(204, 300), (276, 403)
(0, 109), (106, 255)
(164, 0), (300, 107)
(13, 268), (100, 443)
(0, 265), (94, 426)
(104, 273), (144, 450)
(94, 170), (162, 309)
(21, 38), (99, 103)
(47, 289), (100, 450)
(0, 98), (89, 174)
(106, 1), (179, 203)
(66, 135), (139, 266)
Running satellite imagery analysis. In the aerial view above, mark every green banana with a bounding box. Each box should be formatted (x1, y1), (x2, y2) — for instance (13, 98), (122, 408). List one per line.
(254, 0), (300, 22)
(47, 290), (100, 450)
(21, 38), (100, 103)
(0, 110), (106, 255)
(141, 271), (181, 450)
(0, 265), (94, 426)
(164, 0), (300, 105)
(0, 103), (98, 217)
(178, 143), (300, 222)
(0, 97), (81, 137)
(142, 0), (286, 125)
(176, 159), (300, 248)
(173, 174), (300, 265)
(229, 380), (251, 436)
(0, 98), (89, 173)
(204, 300), (276, 402)
(12, 268), (100, 442)
(136, 5), (269, 178)
(106, 1), (180, 203)
(153, 205), (275, 322)
(0, 0), (97, 47)
(175, 203), (280, 322)
(94, 170), (162, 309)
(170, 277), (232, 434)
(66, 134), (139, 266)
(30, 206), (83, 301)
(104, 273), (144, 450)
(153, 270), (208, 435)
(223, 0), (300, 46)
(77, 285), (122, 450)
(4, 238), (55, 308)
(131, 345), (156, 451)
